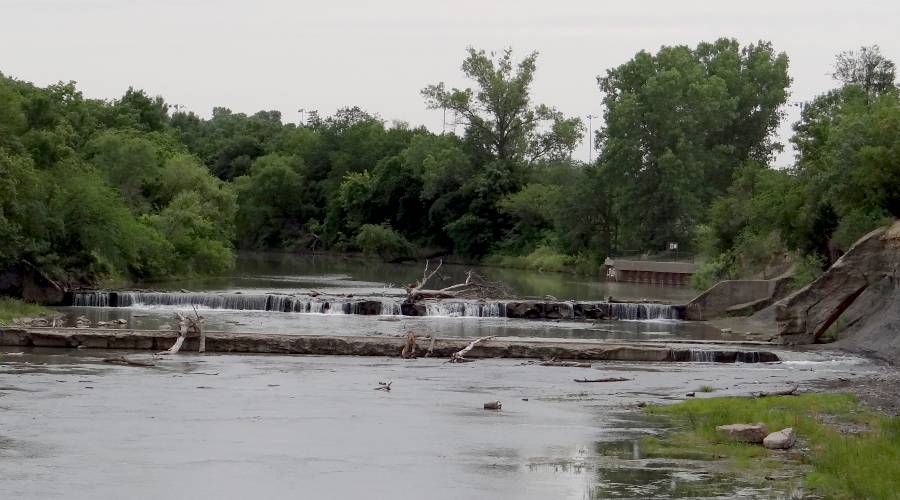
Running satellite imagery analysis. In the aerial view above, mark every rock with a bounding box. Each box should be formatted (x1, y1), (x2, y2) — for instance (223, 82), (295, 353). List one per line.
(116, 319), (127, 325)
(716, 423), (769, 443)
(763, 427), (796, 449)
(353, 300), (382, 315)
(30, 318), (49, 327)
(776, 221), (900, 344)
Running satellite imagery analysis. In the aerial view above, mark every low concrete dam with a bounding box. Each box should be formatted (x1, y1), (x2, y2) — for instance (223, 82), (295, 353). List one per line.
(0, 327), (778, 363)
(66, 291), (685, 321)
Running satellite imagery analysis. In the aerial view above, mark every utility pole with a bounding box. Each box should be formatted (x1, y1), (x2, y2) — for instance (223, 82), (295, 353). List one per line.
(297, 108), (306, 126)
(586, 114), (598, 163)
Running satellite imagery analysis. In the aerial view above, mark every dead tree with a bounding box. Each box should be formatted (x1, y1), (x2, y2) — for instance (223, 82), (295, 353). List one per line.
(401, 331), (417, 359)
(448, 336), (495, 363)
(162, 311), (206, 354)
(405, 259), (511, 303)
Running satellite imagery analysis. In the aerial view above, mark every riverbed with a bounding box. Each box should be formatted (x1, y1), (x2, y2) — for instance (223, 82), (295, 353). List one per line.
(0, 348), (877, 500)
(5, 253), (869, 499)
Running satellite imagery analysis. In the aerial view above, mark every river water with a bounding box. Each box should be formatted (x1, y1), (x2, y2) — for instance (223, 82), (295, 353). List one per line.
(8, 253), (880, 499)
(55, 253), (738, 341)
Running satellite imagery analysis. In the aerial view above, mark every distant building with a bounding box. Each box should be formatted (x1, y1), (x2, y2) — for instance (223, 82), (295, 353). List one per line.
(603, 258), (698, 286)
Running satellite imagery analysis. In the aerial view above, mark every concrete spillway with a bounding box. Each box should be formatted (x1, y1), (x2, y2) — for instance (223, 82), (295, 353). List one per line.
(0, 327), (778, 363)
(66, 291), (685, 320)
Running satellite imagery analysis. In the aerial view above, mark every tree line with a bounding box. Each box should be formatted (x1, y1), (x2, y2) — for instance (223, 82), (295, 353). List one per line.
(0, 39), (897, 287)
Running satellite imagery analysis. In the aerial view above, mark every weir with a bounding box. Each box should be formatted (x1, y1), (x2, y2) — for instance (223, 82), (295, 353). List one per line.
(0, 327), (779, 363)
(66, 291), (685, 320)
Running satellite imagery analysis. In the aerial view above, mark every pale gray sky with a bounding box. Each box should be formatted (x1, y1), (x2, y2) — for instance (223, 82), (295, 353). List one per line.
(2, 0), (898, 165)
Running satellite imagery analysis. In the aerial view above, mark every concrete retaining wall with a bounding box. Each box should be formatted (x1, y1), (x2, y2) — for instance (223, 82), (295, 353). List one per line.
(0, 327), (779, 363)
(685, 280), (775, 321)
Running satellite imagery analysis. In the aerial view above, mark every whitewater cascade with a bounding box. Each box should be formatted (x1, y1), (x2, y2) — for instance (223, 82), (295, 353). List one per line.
(68, 291), (681, 320)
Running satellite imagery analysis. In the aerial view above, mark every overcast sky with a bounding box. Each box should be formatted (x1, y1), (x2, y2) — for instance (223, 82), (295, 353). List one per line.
(2, 0), (898, 165)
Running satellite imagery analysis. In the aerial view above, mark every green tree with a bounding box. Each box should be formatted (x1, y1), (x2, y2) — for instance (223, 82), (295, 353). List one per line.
(422, 47), (584, 164)
(598, 38), (790, 251)
(833, 45), (897, 102)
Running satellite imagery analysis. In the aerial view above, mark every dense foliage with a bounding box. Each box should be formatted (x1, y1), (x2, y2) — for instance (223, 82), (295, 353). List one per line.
(1, 40), (897, 288)
(697, 45), (899, 287)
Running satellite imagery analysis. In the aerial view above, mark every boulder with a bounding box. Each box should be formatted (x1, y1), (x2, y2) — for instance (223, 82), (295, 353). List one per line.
(763, 427), (796, 449)
(715, 423), (769, 443)
(776, 221), (900, 344)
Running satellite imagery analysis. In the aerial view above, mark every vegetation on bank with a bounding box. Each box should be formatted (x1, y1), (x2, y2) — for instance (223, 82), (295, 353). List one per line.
(1, 41), (898, 290)
(0, 297), (48, 325)
(644, 394), (900, 499)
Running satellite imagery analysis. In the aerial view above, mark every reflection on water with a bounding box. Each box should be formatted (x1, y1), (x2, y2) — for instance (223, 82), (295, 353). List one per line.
(138, 252), (700, 302)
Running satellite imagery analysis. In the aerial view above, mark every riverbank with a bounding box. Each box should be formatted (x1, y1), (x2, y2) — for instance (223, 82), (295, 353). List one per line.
(643, 391), (900, 499)
(0, 298), (48, 325)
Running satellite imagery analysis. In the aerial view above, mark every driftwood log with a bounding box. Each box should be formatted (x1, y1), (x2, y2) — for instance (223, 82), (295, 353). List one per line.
(401, 331), (417, 359)
(405, 259), (510, 303)
(754, 384), (800, 397)
(161, 311), (206, 354)
(448, 336), (495, 363)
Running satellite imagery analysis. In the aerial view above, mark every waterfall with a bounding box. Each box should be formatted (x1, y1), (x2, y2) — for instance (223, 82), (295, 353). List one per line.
(423, 301), (506, 318)
(125, 292), (272, 311)
(380, 299), (402, 316)
(689, 350), (718, 362)
(608, 302), (676, 320)
(735, 351), (761, 363)
(72, 292), (110, 307)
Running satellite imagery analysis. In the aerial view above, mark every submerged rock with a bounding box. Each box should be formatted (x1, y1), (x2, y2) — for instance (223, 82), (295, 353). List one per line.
(716, 423), (769, 443)
(763, 427), (796, 449)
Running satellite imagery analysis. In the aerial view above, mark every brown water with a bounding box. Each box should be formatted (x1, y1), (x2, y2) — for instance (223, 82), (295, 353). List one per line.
(57, 253), (731, 342)
(0, 349), (872, 500)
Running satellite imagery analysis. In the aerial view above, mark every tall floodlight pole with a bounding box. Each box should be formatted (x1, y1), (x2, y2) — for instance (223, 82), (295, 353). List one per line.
(298, 108), (306, 126)
(586, 114), (598, 163)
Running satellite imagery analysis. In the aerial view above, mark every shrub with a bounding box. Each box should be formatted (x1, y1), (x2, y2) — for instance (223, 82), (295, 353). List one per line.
(354, 224), (414, 261)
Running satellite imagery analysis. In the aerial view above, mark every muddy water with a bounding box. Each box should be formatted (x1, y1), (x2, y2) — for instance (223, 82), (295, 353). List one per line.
(145, 252), (701, 303)
(0, 349), (877, 500)
(56, 253), (734, 342)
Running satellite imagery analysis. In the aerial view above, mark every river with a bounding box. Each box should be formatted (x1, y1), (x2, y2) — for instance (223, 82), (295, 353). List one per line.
(54, 253), (738, 342)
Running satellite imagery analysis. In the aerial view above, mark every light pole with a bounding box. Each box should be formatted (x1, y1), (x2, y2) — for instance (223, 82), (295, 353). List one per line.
(298, 108), (306, 126)
(586, 114), (598, 163)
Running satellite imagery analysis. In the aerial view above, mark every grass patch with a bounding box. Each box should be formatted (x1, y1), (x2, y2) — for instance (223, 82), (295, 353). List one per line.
(697, 385), (716, 393)
(0, 297), (50, 325)
(485, 246), (600, 275)
(644, 394), (900, 499)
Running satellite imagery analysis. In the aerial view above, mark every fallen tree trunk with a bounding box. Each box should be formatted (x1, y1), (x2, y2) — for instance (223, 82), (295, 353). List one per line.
(449, 336), (495, 363)
(574, 377), (631, 383)
(102, 356), (155, 367)
(405, 259), (511, 303)
(754, 384), (799, 397)
(161, 312), (205, 354)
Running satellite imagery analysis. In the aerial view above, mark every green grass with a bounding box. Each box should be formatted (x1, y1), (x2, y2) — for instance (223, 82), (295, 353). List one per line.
(644, 394), (900, 499)
(697, 385), (717, 393)
(0, 297), (49, 325)
(485, 246), (600, 275)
